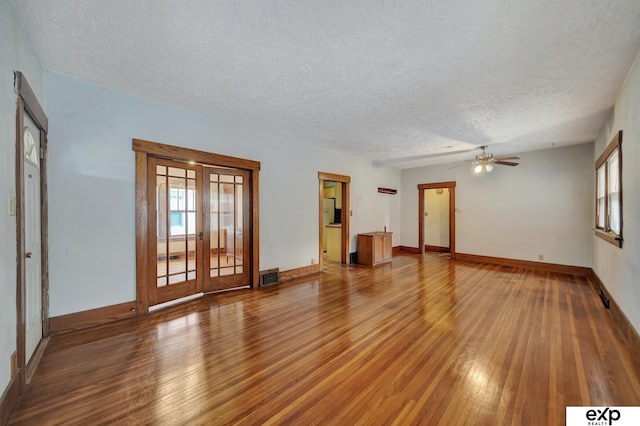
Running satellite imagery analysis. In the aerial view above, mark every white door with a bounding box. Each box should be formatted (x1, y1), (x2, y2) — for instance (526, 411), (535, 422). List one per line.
(23, 113), (42, 363)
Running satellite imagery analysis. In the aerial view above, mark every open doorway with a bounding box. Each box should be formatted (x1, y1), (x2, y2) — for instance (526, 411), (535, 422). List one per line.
(322, 180), (342, 262)
(418, 181), (456, 259)
(318, 172), (350, 270)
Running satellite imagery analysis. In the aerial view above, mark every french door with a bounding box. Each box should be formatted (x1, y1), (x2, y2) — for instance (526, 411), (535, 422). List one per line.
(203, 167), (250, 292)
(149, 158), (249, 306)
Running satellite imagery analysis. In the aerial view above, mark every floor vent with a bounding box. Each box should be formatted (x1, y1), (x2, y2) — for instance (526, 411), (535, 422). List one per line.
(259, 268), (280, 286)
(598, 288), (610, 309)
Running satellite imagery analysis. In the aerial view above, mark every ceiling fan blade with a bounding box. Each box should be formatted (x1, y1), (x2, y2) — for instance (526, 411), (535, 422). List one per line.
(494, 156), (520, 161)
(494, 160), (519, 166)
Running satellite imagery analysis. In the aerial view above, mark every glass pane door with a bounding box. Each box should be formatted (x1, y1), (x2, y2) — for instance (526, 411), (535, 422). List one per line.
(203, 167), (250, 292)
(149, 158), (202, 305)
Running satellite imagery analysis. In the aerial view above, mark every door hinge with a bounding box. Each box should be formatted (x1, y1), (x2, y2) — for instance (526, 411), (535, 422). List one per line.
(198, 232), (203, 240)
(39, 146), (46, 160)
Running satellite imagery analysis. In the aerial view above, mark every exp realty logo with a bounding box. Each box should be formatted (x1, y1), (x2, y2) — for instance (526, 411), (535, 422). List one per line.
(566, 406), (640, 426)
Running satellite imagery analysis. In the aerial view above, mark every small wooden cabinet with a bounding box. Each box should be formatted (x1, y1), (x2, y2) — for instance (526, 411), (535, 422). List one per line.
(357, 232), (392, 266)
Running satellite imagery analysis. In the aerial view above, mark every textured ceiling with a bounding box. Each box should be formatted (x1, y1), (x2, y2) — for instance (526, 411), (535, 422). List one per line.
(12, 0), (640, 168)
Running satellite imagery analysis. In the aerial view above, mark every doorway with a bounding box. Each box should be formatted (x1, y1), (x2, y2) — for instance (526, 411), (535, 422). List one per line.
(134, 139), (260, 312)
(418, 181), (456, 259)
(15, 71), (50, 390)
(318, 172), (350, 269)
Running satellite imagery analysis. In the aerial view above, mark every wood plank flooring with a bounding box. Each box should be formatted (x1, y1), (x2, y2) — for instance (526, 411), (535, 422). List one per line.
(9, 253), (640, 425)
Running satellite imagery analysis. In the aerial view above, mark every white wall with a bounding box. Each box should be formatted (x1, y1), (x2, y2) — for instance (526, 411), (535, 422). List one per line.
(44, 71), (401, 317)
(0, 0), (44, 399)
(593, 53), (640, 336)
(401, 143), (594, 267)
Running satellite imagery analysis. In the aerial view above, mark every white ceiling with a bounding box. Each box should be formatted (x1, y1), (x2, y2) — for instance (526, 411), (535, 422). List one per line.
(12, 0), (640, 168)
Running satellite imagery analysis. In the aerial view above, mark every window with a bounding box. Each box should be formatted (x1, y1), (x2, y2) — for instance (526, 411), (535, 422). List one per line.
(24, 127), (39, 167)
(595, 131), (622, 247)
(169, 188), (196, 236)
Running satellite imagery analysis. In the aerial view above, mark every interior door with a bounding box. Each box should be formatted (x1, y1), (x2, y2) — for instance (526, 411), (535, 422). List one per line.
(203, 167), (250, 292)
(23, 114), (42, 362)
(149, 158), (202, 305)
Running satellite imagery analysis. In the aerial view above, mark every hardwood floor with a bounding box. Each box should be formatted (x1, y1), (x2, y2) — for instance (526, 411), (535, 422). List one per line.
(9, 253), (640, 425)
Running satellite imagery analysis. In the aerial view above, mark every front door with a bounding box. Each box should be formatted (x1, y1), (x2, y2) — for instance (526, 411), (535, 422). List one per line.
(23, 113), (42, 362)
(203, 167), (250, 292)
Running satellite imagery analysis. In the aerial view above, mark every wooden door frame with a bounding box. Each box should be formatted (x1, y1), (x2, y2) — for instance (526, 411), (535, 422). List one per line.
(133, 139), (261, 314)
(318, 172), (350, 269)
(418, 181), (456, 259)
(14, 72), (50, 395)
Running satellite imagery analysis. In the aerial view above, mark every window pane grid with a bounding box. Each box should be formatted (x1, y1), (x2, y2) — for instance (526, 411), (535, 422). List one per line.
(209, 172), (243, 277)
(156, 163), (198, 286)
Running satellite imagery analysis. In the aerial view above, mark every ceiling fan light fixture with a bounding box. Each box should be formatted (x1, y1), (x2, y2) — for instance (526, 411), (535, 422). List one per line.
(474, 164), (483, 174)
(485, 163), (494, 172)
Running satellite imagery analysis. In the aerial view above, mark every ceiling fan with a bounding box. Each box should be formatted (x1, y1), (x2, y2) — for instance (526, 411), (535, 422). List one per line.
(451, 145), (520, 174)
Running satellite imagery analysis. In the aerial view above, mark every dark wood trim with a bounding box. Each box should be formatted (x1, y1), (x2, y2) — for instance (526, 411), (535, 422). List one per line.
(50, 302), (137, 334)
(0, 374), (20, 426)
(135, 151), (149, 313)
(132, 138), (260, 171)
(448, 187), (456, 260)
(341, 181), (350, 264)
(398, 246), (422, 254)
(40, 131), (50, 338)
(14, 72), (48, 133)
(392, 246), (403, 254)
(418, 188), (424, 254)
(15, 97), (26, 391)
(591, 271), (640, 361)
(251, 170), (260, 288)
(147, 157), (159, 305)
(279, 264), (322, 282)
(455, 253), (592, 276)
(377, 187), (397, 194)
(25, 337), (49, 385)
(318, 178), (324, 272)
(418, 181), (456, 190)
(425, 245), (450, 253)
(317, 172), (351, 183)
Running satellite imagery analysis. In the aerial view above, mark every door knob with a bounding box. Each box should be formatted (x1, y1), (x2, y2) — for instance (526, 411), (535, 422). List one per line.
(25, 252), (32, 258)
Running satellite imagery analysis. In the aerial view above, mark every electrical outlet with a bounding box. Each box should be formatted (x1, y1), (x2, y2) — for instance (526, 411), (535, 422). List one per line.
(8, 195), (16, 216)
(311, 258), (316, 264)
(538, 254), (544, 261)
